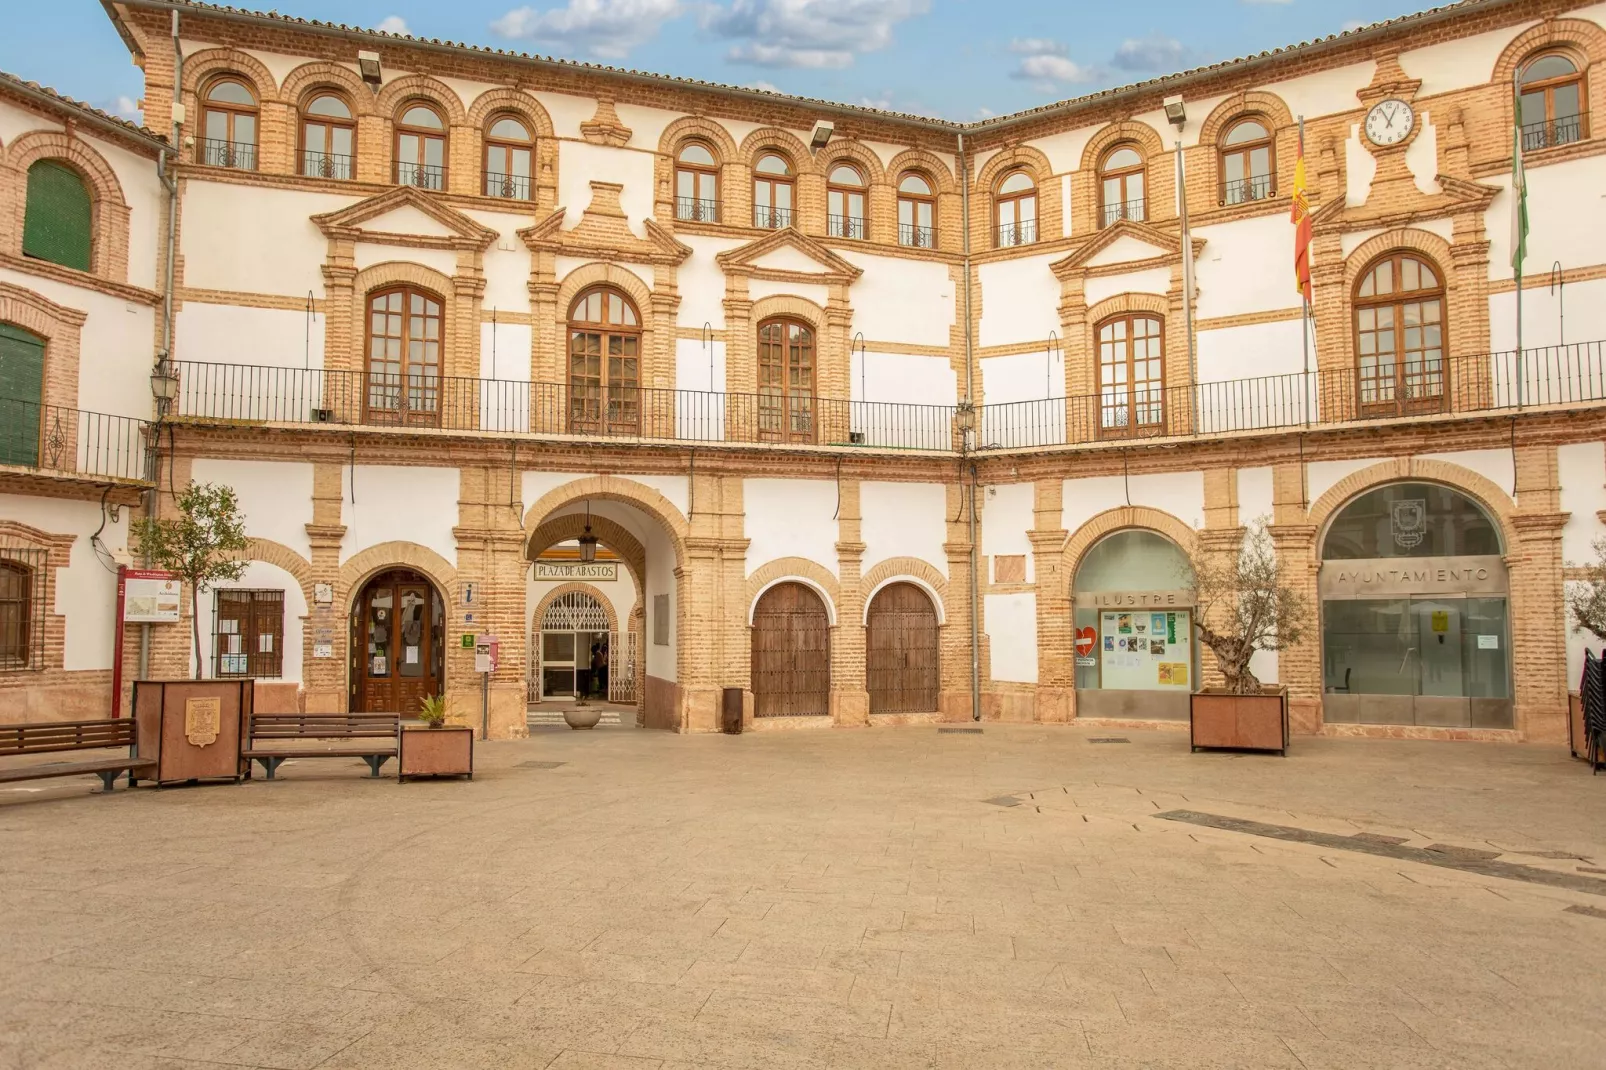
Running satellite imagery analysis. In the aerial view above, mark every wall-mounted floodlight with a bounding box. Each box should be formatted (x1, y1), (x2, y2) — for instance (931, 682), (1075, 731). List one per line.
(1163, 95), (1186, 128)
(358, 51), (383, 85)
(809, 120), (834, 150)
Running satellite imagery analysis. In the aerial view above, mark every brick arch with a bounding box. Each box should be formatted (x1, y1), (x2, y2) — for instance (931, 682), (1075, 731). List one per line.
(1307, 458), (1518, 555)
(375, 75), (469, 126)
(532, 581), (620, 635)
(346, 261), (465, 378)
(861, 557), (948, 626)
(975, 143), (1051, 194)
(750, 293), (826, 332)
(279, 62), (375, 116)
(1080, 121), (1166, 173)
(1197, 91), (1295, 146)
(466, 87), (554, 139)
(746, 558), (841, 627)
(821, 141), (886, 187)
(182, 48), (280, 103)
(0, 282), (86, 414)
(1492, 18), (1606, 84)
(228, 538), (313, 596)
(554, 261), (654, 324)
(658, 115), (739, 162)
(1343, 229), (1453, 289)
(1063, 506), (1200, 597)
(738, 127), (820, 175)
(1085, 291), (1170, 325)
(523, 474), (690, 550)
(3, 131), (132, 281)
(337, 542), (458, 611)
(886, 148), (957, 195)
(526, 513), (646, 595)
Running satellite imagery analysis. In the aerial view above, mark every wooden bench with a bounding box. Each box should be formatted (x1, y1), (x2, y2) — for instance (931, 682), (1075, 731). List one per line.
(0, 719), (154, 792)
(241, 713), (400, 779)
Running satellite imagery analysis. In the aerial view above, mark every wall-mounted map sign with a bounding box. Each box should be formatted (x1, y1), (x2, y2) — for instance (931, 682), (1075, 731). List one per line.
(535, 562), (618, 581)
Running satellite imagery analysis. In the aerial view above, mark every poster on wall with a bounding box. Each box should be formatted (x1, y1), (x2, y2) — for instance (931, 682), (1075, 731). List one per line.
(1099, 610), (1192, 690)
(122, 570), (181, 622)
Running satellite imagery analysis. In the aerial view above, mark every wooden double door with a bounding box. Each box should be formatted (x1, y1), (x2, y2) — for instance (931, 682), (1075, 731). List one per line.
(866, 583), (940, 713)
(352, 569), (444, 714)
(751, 582), (830, 717)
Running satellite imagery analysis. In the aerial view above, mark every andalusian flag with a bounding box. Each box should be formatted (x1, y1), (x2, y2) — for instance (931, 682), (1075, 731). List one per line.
(1291, 122), (1312, 306)
(1511, 80), (1529, 280)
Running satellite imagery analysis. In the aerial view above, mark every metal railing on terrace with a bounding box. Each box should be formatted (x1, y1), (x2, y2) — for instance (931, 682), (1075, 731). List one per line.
(169, 340), (1606, 455)
(0, 399), (151, 482)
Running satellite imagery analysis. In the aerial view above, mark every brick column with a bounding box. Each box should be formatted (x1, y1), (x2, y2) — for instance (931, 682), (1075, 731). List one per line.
(1193, 527), (1246, 693)
(833, 478), (869, 726)
(1030, 478), (1070, 722)
(302, 461), (347, 713)
(1269, 523), (1320, 734)
(941, 479), (978, 721)
(451, 465), (529, 739)
(1511, 441), (1569, 742)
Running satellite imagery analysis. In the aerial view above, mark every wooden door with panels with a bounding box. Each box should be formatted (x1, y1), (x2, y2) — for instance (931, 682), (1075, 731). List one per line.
(751, 582), (830, 717)
(352, 569), (443, 714)
(866, 582), (940, 714)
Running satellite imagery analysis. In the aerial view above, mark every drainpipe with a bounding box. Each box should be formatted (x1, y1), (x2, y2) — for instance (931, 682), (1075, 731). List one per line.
(958, 132), (981, 722)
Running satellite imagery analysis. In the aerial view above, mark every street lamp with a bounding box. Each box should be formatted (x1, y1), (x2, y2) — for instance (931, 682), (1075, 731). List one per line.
(577, 500), (599, 564)
(150, 356), (179, 409)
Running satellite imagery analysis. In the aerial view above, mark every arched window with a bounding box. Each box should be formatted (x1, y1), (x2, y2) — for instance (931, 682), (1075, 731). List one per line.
(395, 102), (447, 190)
(1354, 252), (1445, 416)
(1519, 52), (1587, 150)
(484, 114), (532, 200)
(0, 560), (33, 670)
(0, 323), (45, 467)
(300, 92), (355, 179)
(568, 286), (641, 436)
(1099, 145), (1146, 227)
(756, 317), (815, 443)
(22, 161), (92, 271)
(364, 286), (442, 427)
(200, 77), (258, 170)
(827, 163), (867, 240)
(897, 172), (936, 248)
(994, 170), (1036, 247)
(753, 153), (794, 229)
(1220, 118), (1274, 205)
(1097, 313), (1165, 437)
(675, 141), (720, 222)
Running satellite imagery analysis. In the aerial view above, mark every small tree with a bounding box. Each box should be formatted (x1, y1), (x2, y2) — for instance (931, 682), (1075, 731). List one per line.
(1188, 516), (1311, 695)
(131, 481), (250, 679)
(1565, 536), (1606, 642)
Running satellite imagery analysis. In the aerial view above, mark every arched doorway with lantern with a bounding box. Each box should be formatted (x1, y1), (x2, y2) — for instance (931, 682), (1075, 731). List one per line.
(350, 568), (445, 714)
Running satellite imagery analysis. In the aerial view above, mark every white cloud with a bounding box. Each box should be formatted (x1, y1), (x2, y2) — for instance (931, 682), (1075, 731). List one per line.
(375, 15), (410, 34)
(492, 0), (681, 59)
(1112, 34), (1188, 72)
(1342, 19), (1367, 31)
(704, 0), (930, 69)
(745, 79), (782, 92)
(1008, 37), (1064, 56)
(109, 95), (142, 121)
(1007, 39), (1093, 88)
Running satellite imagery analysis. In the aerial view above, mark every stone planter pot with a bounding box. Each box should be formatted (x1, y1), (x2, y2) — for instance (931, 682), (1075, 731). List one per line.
(1189, 686), (1288, 755)
(564, 705), (602, 730)
(398, 725), (473, 780)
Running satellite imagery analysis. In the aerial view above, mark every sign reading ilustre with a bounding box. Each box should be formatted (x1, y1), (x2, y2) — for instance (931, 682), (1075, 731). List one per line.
(535, 562), (618, 581)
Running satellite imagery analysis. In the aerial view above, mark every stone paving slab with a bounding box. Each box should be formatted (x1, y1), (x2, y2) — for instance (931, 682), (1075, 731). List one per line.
(2, 725), (1604, 1068)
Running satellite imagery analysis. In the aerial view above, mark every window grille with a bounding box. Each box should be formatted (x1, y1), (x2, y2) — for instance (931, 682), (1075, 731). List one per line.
(213, 589), (285, 678)
(541, 590), (610, 631)
(0, 551), (46, 672)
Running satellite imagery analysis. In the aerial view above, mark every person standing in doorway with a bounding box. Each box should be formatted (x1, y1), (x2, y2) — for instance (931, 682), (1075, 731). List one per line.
(590, 641), (606, 699)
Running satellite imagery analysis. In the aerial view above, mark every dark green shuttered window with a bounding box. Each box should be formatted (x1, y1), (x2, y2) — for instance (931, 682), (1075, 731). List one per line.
(22, 161), (92, 272)
(0, 324), (45, 467)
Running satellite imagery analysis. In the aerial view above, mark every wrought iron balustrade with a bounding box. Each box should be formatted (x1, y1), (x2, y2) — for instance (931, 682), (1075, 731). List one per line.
(396, 162), (446, 190)
(828, 214), (866, 240)
(1522, 114), (1586, 151)
(484, 171), (531, 200)
(754, 205), (793, 230)
(1222, 174), (1275, 205)
(301, 151), (354, 180)
(996, 219), (1037, 247)
(676, 197), (719, 223)
(899, 223), (935, 248)
(199, 138), (256, 171)
(1099, 199), (1146, 228)
(0, 398), (150, 482)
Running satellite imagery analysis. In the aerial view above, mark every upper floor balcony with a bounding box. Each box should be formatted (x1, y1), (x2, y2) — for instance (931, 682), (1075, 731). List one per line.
(0, 399), (152, 484)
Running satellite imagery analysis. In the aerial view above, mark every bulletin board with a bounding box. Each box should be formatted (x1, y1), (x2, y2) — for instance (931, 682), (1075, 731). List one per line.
(1099, 609), (1192, 691)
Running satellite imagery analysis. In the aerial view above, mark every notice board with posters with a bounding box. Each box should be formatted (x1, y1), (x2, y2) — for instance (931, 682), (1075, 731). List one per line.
(1099, 609), (1192, 691)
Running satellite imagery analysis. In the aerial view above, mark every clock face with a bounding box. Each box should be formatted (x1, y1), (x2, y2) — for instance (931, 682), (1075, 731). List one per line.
(1365, 98), (1415, 146)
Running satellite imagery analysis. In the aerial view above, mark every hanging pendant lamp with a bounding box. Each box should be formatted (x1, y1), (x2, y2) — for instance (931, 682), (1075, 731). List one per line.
(578, 501), (598, 564)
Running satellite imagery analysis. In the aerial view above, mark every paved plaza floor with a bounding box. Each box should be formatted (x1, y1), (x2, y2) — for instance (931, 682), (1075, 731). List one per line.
(2, 723), (1604, 1069)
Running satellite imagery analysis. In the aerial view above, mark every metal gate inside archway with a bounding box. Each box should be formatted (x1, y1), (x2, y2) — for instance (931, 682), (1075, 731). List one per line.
(528, 590), (636, 703)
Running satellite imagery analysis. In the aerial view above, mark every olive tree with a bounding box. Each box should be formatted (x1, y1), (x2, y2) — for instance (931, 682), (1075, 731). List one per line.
(1188, 516), (1311, 695)
(131, 481), (250, 679)
(1565, 536), (1606, 642)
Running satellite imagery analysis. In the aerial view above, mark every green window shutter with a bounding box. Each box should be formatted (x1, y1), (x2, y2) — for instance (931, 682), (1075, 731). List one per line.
(0, 324), (44, 467)
(22, 161), (92, 273)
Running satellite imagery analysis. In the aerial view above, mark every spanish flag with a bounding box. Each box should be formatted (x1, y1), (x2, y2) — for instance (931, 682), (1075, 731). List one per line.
(1291, 121), (1312, 306)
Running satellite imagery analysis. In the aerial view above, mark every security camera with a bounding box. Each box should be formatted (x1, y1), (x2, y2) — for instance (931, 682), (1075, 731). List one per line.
(809, 120), (834, 150)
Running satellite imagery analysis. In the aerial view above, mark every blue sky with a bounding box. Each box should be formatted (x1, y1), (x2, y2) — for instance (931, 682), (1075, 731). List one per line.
(7, 0), (1445, 123)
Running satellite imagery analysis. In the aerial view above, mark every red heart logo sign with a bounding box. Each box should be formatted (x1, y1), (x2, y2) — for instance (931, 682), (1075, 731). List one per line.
(1075, 626), (1096, 658)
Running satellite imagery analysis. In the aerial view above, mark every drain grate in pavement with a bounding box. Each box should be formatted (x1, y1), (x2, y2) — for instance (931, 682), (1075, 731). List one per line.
(938, 728), (983, 734)
(1155, 810), (1606, 898)
(516, 761), (566, 769)
(1087, 737), (1130, 744)
(983, 795), (1020, 807)
(1565, 904), (1606, 920)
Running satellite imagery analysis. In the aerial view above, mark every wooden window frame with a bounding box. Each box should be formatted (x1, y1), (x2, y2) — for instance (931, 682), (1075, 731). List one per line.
(1352, 251), (1447, 418)
(752, 153), (795, 230)
(298, 90), (356, 180)
(674, 140), (721, 223)
(394, 101), (448, 190)
(1098, 145), (1147, 228)
(213, 588), (285, 679)
(756, 316), (816, 444)
(1518, 51), (1589, 150)
(483, 113), (534, 200)
(567, 285), (643, 437)
(1218, 117), (1276, 206)
(364, 284), (444, 428)
(897, 171), (937, 249)
(826, 162), (867, 240)
(0, 555), (43, 672)
(199, 75), (259, 171)
(1096, 312), (1166, 438)
(993, 170), (1037, 248)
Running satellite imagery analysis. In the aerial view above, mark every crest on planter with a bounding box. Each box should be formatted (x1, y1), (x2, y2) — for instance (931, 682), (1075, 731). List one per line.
(184, 696), (221, 747)
(1390, 498), (1427, 550)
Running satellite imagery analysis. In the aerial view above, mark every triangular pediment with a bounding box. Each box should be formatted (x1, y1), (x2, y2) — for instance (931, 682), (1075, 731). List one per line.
(1312, 172), (1500, 234)
(715, 228), (862, 282)
(516, 197), (691, 266)
(1051, 219), (1202, 278)
(311, 186), (496, 250)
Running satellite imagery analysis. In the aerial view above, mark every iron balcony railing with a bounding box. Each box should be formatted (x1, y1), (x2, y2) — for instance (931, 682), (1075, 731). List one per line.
(676, 197), (719, 223)
(1222, 174), (1275, 206)
(754, 205), (793, 229)
(828, 214), (867, 240)
(996, 219), (1036, 247)
(1100, 198), (1146, 228)
(301, 150), (354, 180)
(1521, 113), (1586, 152)
(396, 162), (446, 191)
(168, 340), (1606, 455)
(0, 398), (151, 482)
(484, 171), (531, 200)
(199, 138), (256, 171)
(899, 223), (935, 249)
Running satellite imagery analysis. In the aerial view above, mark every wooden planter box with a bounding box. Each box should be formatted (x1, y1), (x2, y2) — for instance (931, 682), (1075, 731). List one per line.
(133, 679), (251, 785)
(398, 725), (473, 781)
(1190, 686), (1289, 755)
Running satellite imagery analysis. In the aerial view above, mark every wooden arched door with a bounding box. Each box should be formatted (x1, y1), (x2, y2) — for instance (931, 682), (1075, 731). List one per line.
(866, 582), (940, 713)
(751, 582), (830, 717)
(351, 569), (444, 713)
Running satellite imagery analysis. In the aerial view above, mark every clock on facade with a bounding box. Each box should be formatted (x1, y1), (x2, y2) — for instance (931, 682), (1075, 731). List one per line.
(1364, 98), (1415, 146)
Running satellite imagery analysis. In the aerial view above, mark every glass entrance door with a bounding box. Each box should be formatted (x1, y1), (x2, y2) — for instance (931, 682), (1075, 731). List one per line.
(1411, 597), (1466, 726)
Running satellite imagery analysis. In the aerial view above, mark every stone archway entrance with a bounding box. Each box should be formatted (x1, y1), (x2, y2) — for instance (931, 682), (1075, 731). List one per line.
(531, 587), (637, 703)
(350, 568), (444, 714)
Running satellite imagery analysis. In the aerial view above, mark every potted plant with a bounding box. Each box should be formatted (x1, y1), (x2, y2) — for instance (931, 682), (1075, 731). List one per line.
(399, 694), (472, 780)
(418, 694), (450, 729)
(1186, 516), (1309, 755)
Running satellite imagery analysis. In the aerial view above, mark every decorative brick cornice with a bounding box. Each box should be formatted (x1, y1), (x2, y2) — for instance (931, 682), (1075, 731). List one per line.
(310, 185), (497, 252)
(1509, 511), (1570, 537)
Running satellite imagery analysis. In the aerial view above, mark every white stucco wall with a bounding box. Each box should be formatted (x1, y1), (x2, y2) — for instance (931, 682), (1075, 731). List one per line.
(1306, 457), (1389, 508)
(1196, 319), (1309, 384)
(1084, 267), (1170, 308)
(841, 250), (954, 347)
(1487, 156), (1606, 283)
(749, 277), (829, 307)
(676, 338), (726, 395)
(177, 304), (323, 370)
(1194, 215), (1304, 320)
(196, 560), (308, 683)
(1238, 466), (1276, 525)
(1559, 441), (1606, 565)
(1263, 61), (1376, 124)
(977, 253), (1061, 348)
(191, 458), (315, 561)
(0, 99), (62, 145)
(1420, 449), (1516, 500)
(645, 528), (677, 682)
(1400, 22), (1527, 96)
(464, 208), (534, 314)
(677, 235), (745, 329)
(95, 135), (164, 292)
(852, 351), (957, 406)
(557, 142), (655, 236)
(982, 482), (1035, 584)
(341, 465), (459, 565)
(743, 479), (839, 578)
(1063, 471), (1206, 536)
(180, 182), (349, 297)
(861, 481), (948, 577)
(1488, 279), (1606, 353)
(985, 592), (1038, 683)
(0, 494), (127, 672)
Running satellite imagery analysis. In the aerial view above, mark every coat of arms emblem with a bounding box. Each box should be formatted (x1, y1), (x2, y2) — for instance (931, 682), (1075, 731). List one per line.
(184, 696), (221, 747)
(1390, 498), (1427, 550)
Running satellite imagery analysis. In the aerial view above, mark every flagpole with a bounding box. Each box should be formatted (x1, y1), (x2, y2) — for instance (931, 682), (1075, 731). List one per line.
(1295, 117), (1312, 426)
(1513, 69), (1526, 409)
